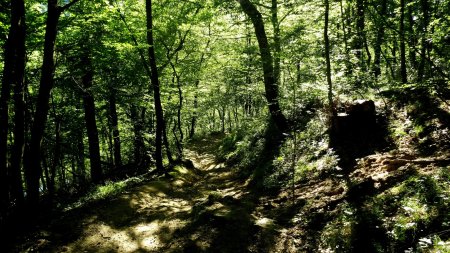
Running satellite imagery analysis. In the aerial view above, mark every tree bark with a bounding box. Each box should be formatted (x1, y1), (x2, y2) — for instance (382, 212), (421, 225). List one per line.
(24, 0), (62, 208)
(355, 0), (365, 69)
(271, 0), (281, 85)
(131, 105), (145, 165)
(339, 0), (351, 76)
(48, 117), (60, 200)
(324, 0), (333, 115)
(400, 0), (408, 83)
(0, 0), (27, 215)
(237, 0), (288, 133)
(24, 0), (82, 208)
(417, 0), (429, 81)
(10, 6), (26, 208)
(373, 0), (387, 79)
(169, 62), (183, 157)
(146, 0), (165, 173)
(189, 82), (198, 139)
(81, 52), (102, 184)
(109, 88), (122, 167)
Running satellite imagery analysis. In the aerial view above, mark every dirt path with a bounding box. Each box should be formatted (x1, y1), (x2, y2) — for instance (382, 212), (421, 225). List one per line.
(20, 144), (275, 253)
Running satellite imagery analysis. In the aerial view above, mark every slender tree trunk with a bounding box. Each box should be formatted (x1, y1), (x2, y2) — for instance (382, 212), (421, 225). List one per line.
(24, 0), (61, 208)
(170, 66), (184, 157)
(339, 0), (351, 76)
(271, 0), (281, 85)
(10, 34), (26, 210)
(176, 75), (183, 154)
(48, 117), (60, 200)
(400, 0), (408, 83)
(162, 119), (173, 164)
(237, 0), (288, 133)
(146, 0), (166, 173)
(417, 0), (429, 81)
(76, 129), (86, 185)
(189, 83), (198, 139)
(373, 0), (387, 78)
(355, 0), (365, 69)
(1, 0), (27, 215)
(81, 52), (102, 183)
(131, 105), (145, 165)
(324, 0), (333, 115)
(109, 88), (122, 167)
(0, 1), (15, 217)
(407, 4), (417, 70)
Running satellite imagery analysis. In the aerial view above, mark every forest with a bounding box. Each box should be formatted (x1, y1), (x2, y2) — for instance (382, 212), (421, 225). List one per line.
(0, 0), (449, 252)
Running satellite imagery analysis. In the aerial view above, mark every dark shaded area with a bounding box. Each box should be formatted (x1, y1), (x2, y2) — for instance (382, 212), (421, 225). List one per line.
(330, 100), (390, 169)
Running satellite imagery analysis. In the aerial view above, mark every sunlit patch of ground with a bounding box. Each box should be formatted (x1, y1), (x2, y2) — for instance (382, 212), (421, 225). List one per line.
(19, 141), (265, 253)
(257, 150), (450, 252)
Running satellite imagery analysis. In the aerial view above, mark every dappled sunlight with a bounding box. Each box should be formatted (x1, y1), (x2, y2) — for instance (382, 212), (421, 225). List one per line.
(21, 146), (262, 252)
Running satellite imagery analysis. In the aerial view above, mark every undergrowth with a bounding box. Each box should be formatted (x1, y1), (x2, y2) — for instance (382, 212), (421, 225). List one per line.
(62, 176), (146, 212)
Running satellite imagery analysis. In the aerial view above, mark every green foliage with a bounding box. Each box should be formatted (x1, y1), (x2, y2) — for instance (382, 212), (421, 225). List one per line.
(265, 114), (339, 189)
(217, 117), (267, 167)
(63, 176), (145, 212)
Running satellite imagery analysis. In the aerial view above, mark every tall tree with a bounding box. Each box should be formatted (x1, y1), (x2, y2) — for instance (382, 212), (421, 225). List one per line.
(109, 87), (122, 167)
(237, 0), (288, 133)
(355, 0), (365, 69)
(271, 0), (281, 85)
(324, 0), (333, 114)
(9, 0), (26, 209)
(400, 0), (408, 83)
(24, 0), (82, 207)
(372, 0), (387, 79)
(146, 0), (165, 173)
(417, 0), (429, 81)
(0, 0), (26, 217)
(81, 49), (102, 183)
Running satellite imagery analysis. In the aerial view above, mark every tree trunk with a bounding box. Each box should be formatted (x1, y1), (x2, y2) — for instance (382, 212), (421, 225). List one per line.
(1, 0), (27, 215)
(0, 3), (14, 218)
(81, 53), (102, 184)
(355, 0), (365, 69)
(324, 0), (333, 115)
(24, 0), (61, 208)
(146, 0), (166, 173)
(407, 4), (417, 70)
(48, 117), (60, 200)
(417, 0), (429, 81)
(373, 0), (387, 79)
(131, 105), (145, 165)
(189, 83), (198, 139)
(76, 128), (86, 185)
(10, 6), (26, 208)
(271, 0), (281, 85)
(176, 74), (183, 155)
(237, 0), (288, 133)
(400, 0), (408, 83)
(339, 0), (351, 76)
(109, 88), (122, 167)
(170, 63), (183, 157)
(162, 118), (174, 164)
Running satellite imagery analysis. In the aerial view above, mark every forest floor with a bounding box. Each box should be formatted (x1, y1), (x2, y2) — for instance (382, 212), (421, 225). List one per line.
(16, 137), (282, 253)
(14, 131), (450, 252)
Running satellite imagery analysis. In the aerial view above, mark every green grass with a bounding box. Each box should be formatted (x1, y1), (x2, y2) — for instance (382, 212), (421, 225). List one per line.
(63, 176), (145, 212)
